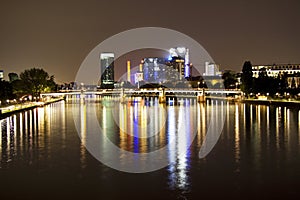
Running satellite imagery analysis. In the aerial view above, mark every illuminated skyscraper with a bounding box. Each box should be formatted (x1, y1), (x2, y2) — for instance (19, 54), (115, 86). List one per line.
(0, 70), (3, 81)
(100, 53), (114, 88)
(142, 57), (167, 82)
(203, 62), (221, 76)
(169, 47), (191, 78)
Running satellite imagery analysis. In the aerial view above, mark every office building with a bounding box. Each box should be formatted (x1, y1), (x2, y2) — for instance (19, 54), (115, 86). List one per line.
(0, 70), (3, 81)
(142, 57), (168, 83)
(139, 47), (192, 83)
(252, 63), (300, 88)
(169, 47), (191, 78)
(203, 62), (221, 76)
(252, 64), (300, 78)
(100, 53), (114, 88)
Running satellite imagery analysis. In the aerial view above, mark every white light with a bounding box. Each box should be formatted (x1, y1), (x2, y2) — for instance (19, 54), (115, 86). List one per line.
(100, 53), (114, 59)
(176, 47), (186, 54)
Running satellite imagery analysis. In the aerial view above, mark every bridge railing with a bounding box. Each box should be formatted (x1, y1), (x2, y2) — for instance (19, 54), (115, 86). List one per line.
(41, 88), (242, 97)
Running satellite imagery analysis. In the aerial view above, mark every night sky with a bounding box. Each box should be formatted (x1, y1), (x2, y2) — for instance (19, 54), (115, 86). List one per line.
(0, 0), (299, 83)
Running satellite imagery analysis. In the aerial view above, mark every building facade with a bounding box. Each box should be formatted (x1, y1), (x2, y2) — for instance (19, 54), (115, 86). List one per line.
(252, 64), (300, 78)
(0, 70), (3, 81)
(252, 64), (300, 88)
(203, 62), (221, 76)
(169, 47), (191, 78)
(100, 53), (114, 88)
(142, 57), (167, 82)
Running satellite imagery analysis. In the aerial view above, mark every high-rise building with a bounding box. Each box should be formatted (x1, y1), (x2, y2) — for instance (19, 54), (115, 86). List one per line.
(0, 70), (3, 81)
(167, 57), (185, 80)
(100, 53), (114, 88)
(142, 57), (167, 82)
(169, 47), (191, 78)
(203, 62), (221, 76)
(140, 47), (192, 83)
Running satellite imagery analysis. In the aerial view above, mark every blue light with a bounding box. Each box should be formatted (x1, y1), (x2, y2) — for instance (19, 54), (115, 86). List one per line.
(185, 64), (190, 77)
(168, 55), (172, 61)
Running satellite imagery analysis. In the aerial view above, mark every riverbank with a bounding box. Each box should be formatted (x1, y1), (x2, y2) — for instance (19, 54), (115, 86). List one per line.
(241, 98), (300, 107)
(0, 97), (64, 119)
(206, 96), (300, 107)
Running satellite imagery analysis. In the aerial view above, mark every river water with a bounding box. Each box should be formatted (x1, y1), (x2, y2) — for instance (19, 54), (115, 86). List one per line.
(1, 97), (300, 199)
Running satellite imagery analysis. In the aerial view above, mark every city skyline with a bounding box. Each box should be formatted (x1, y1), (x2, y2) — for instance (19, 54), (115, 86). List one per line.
(0, 0), (299, 83)
(1, 1), (300, 199)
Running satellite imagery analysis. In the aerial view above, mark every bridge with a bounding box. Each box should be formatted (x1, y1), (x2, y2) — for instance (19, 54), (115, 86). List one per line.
(41, 88), (242, 96)
(41, 88), (242, 103)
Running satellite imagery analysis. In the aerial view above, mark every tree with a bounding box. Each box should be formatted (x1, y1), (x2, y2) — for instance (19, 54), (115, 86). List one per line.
(258, 68), (268, 79)
(19, 68), (56, 98)
(11, 79), (26, 97)
(0, 80), (14, 103)
(241, 61), (253, 95)
(291, 77), (296, 89)
(277, 73), (288, 91)
(222, 70), (238, 89)
(8, 72), (19, 82)
(253, 68), (277, 95)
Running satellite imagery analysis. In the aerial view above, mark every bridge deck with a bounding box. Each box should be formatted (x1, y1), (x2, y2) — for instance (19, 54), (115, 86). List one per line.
(41, 88), (242, 97)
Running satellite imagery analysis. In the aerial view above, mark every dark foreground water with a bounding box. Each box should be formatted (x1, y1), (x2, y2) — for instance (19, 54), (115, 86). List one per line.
(1, 97), (300, 199)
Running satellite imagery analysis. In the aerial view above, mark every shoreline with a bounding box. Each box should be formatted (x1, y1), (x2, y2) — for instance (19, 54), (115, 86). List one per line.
(1, 96), (299, 120)
(241, 98), (300, 107)
(0, 98), (64, 119)
(207, 96), (300, 107)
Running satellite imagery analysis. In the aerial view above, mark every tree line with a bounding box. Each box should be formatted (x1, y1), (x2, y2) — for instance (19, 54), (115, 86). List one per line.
(0, 68), (56, 104)
(241, 61), (299, 97)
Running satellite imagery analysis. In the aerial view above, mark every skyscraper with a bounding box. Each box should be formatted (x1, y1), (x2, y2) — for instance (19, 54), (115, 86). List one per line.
(203, 62), (221, 76)
(0, 70), (3, 81)
(100, 53), (114, 89)
(169, 47), (191, 78)
(142, 57), (167, 82)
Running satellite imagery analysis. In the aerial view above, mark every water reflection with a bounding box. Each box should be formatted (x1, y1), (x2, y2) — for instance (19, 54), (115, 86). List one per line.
(1, 99), (300, 198)
(234, 104), (240, 164)
(75, 97), (228, 191)
(0, 102), (70, 168)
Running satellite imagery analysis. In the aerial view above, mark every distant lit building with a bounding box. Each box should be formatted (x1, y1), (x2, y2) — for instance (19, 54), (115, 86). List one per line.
(167, 57), (185, 80)
(0, 70), (3, 81)
(202, 62), (223, 89)
(142, 57), (168, 82)
(100, 53), (114, 88)
(203, 62), (221, 76)
(252, 64), (300, 78)
(168, 47), (191, 78)
(139, 47), (192, 83)
(134, 72), (143, 84)
(252, 63), (300, 88)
